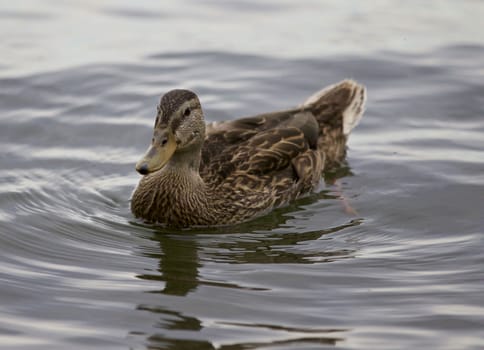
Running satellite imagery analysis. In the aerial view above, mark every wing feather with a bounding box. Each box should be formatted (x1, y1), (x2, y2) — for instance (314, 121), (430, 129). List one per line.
(201, 110), (320, 187)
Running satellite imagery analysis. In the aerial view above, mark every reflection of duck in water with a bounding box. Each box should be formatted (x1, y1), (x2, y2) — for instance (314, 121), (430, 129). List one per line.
(134, 226), (355, 349)
(131, 80), (366, 227)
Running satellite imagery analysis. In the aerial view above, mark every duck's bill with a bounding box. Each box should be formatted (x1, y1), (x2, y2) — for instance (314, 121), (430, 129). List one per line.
(135, 132), (176, 175)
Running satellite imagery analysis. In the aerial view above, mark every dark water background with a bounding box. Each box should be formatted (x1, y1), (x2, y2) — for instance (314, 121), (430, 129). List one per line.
(1, 1), (484, 349)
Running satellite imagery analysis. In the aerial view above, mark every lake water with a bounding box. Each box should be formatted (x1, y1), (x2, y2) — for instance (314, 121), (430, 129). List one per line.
(1, 1), (483, 349)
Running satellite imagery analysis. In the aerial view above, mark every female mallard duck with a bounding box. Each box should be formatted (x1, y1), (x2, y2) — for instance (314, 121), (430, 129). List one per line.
(131, 80), (366, 227)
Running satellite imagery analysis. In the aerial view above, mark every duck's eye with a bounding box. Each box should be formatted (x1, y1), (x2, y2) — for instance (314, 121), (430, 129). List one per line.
(160, 137), (168, 146)
(184, 107), (191, 117)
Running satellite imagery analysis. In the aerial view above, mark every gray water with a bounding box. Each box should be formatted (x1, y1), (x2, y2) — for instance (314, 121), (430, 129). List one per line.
(1, 1), (484, 349)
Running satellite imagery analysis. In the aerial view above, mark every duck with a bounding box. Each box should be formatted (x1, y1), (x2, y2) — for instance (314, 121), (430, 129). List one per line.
(131, 79), (366, 227)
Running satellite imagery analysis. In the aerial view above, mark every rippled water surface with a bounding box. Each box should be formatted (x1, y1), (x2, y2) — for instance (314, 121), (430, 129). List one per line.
(1, 1), (484, 349)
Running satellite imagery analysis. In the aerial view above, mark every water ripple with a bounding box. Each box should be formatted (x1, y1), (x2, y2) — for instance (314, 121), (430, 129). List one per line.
(0, 44), (483, 349)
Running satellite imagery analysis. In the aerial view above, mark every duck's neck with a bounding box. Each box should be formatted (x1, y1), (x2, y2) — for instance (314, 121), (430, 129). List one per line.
(166, 145), (202, 172)
(160, 145), (206, 200)
(160, 146), (210, 216)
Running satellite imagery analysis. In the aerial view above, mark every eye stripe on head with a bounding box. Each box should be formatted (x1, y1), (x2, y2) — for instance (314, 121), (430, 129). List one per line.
(158, 89), (198, 124)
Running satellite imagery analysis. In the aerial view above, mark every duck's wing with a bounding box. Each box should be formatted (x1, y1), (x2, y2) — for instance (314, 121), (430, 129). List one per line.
(201, 78), (367, 183)
(201, 111), (321, 190)
(203, 109), (318, 161)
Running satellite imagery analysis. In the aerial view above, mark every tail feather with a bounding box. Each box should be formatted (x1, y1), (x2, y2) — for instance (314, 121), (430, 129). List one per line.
(301, 79), (366, 136)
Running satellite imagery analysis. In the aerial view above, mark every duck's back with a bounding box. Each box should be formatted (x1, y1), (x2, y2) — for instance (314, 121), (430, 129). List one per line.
(200, 79), (366, 187)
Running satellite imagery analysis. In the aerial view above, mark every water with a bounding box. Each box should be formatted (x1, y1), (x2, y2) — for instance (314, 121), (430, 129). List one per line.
(1, 1), (484, 349)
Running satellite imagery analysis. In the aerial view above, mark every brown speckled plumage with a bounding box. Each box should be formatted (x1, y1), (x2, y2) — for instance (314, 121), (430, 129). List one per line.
(131, 80), (366, 227)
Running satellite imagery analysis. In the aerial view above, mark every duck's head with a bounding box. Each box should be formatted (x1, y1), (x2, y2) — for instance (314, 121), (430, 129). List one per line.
(136, 89), (206, 175)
